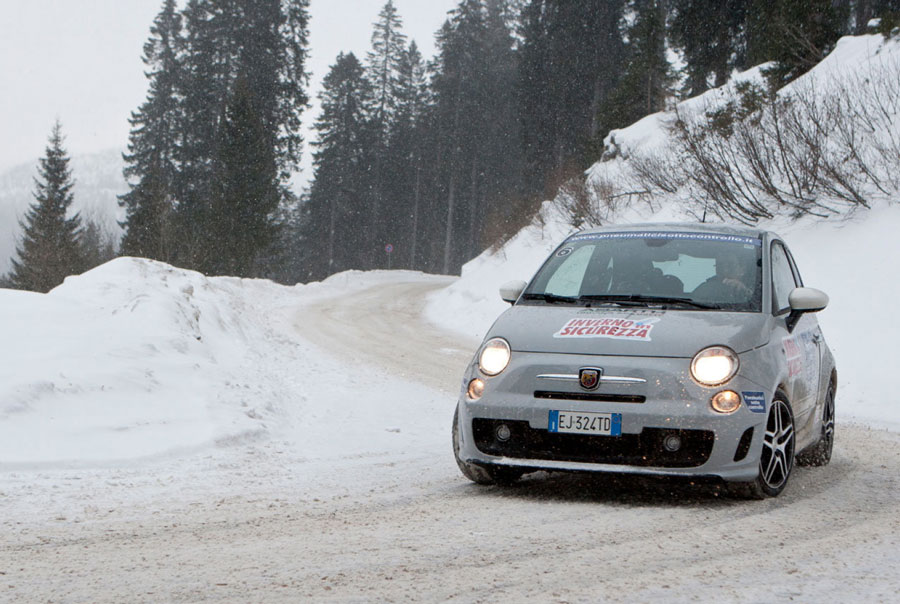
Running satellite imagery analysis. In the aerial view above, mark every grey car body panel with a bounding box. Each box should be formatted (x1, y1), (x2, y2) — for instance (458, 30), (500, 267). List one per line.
(490, 306), (771, 357)
(456, 223), (837, 483)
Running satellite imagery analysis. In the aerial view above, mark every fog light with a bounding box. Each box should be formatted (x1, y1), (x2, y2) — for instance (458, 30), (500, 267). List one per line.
(467, 378), (485, 400)
(495, 424), (511, 441)
(663, 434), (682, 452)
(711, 390), (741, 414)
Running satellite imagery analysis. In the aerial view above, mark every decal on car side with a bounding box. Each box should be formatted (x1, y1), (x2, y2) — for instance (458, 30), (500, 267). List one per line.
(553, 316), (659, 341)
(783, 335), (804, 377)
(783, 331), (818, 379)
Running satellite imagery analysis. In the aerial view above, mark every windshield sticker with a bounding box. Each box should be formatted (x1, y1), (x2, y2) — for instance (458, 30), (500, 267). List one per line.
(554, 317), (660, 341)
(566, 231), (762, 247)
(556, 247), (573, 257)
(742, 391), (766, 413)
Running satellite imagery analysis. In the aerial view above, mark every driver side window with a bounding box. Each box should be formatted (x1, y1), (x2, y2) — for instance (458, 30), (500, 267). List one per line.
(771, 242), (797, 314)
(545, 245), (595, 297)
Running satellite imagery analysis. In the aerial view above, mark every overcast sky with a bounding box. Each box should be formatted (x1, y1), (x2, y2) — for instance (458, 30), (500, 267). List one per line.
(0, 0), (458, 177)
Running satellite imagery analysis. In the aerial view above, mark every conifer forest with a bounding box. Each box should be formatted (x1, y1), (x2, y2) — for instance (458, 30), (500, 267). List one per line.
(6, 0), (900, 290)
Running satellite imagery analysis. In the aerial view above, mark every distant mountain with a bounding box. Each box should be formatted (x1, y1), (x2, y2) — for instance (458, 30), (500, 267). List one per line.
(0, 149), (127, 275)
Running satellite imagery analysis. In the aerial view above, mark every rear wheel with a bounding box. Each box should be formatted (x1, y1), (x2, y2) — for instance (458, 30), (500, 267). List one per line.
(734, 393), (795, 499)
(796, 383), (835, 467)
(452, 408), (523, 485)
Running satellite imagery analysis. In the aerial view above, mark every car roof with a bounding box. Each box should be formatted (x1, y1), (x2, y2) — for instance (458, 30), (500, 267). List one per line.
(576, 222), (769, 239)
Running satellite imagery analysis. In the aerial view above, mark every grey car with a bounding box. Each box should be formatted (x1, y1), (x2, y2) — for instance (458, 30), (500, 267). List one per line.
(453, 223), (836, 498)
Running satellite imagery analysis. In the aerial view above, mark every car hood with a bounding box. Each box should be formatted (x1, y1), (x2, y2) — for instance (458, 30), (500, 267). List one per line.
(487, 305), (770, 357)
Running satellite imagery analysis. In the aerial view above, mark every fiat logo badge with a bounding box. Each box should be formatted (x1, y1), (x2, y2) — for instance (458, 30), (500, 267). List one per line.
(579, 368), (602, 390)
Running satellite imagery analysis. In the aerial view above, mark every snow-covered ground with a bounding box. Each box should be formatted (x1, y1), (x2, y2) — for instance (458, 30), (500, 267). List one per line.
(1, 260), (898, 602)
(2, 31), (900, 603)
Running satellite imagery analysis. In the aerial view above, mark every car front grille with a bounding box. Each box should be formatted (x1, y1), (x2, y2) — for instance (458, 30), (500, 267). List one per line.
(533, 390), (646, 403)
(472, 419), (714, 468)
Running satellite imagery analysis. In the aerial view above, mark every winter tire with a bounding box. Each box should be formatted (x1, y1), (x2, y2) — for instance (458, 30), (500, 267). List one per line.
(797, 382), (835, 467)
(733, 393), (795, 499)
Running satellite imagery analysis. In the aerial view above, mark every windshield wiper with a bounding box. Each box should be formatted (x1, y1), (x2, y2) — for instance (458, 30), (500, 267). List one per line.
(520, 292), (580, 304)
(578, 294), (720, 309)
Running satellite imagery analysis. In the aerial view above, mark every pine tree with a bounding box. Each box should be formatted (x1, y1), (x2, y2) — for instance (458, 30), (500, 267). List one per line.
(519, 0), (626, 195)
(431, 1), (489, 273)
(518, 0), (557, 194)
(305, 52), (373, 279)
(206, 75), (282, 277)
(362, 0), (408, 263)
(120, 0), (182, 261)
(9, 122), (84, 293)
(670, 0), (749, 96)
(80, 216), (118, 271)
(175, 0), (310, 273)
(597, 0), (672, 136)
(176, 0), (241, 269)
(367, 0), (408, 135)
(417, 0), (525, 272)
(476, 0), (524, 243)
(747, 0), (847, 86)
(388, 40), (429, 269)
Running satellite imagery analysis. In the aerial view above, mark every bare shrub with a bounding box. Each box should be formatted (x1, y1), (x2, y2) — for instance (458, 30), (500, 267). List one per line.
(628, 148), (685, 195)
(667, 56), (900, 222)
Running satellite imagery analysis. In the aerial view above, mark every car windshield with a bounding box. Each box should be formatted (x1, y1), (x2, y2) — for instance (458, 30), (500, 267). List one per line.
(522, 231), (763, 312)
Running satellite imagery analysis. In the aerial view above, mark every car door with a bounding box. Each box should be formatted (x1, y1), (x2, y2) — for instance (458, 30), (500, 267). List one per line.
(770, 240), (821, 443)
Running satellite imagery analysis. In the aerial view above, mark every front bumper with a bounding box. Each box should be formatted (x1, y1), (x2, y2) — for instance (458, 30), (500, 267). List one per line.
(456, 351), (769, 482)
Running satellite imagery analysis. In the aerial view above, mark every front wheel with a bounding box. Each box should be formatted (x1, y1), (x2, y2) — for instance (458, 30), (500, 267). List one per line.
(452, 407), (523, 485)
(733, 394), (795, 499)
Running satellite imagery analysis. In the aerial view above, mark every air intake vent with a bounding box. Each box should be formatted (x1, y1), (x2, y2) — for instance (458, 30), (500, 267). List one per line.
(734, 427), (754, 462)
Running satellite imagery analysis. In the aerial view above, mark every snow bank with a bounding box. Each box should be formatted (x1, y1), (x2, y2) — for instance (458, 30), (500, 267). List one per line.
(0, 259), (456, 469)
(0, 258), (286, 464)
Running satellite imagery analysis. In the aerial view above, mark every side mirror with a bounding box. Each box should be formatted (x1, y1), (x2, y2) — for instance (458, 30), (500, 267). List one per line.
(499, 280), (527, 304)
(786, 287), (828, 331)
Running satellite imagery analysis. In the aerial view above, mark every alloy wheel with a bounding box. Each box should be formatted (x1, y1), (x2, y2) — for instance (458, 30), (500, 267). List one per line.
(760, 398), (795, 490)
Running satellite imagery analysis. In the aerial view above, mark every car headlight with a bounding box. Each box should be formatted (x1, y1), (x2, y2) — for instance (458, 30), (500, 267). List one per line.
(691, 346), (739, 386)
(479, 338), (511, 376)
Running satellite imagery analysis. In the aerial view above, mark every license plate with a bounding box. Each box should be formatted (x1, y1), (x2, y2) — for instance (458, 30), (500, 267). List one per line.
(548, 410), (622, 436)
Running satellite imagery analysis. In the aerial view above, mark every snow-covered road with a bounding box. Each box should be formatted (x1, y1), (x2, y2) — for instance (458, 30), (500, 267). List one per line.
(2, 272), (899, 602)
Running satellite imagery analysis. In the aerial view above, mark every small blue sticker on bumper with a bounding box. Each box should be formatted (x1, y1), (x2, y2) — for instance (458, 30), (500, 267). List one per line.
(742, 391), (766, 413)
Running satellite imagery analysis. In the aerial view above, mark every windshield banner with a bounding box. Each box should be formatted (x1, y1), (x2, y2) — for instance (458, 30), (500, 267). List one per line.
(566, 231), (762, 246)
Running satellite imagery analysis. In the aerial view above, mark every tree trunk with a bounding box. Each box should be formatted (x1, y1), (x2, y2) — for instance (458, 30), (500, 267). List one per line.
(442, 172), (457, 275)
(410, 159), (421, 269)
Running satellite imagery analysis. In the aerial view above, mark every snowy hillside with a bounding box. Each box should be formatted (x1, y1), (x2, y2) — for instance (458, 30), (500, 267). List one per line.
(589, 34), (900, 217)
(426, 34), (900, 432)
(0, 149), (126, 274)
